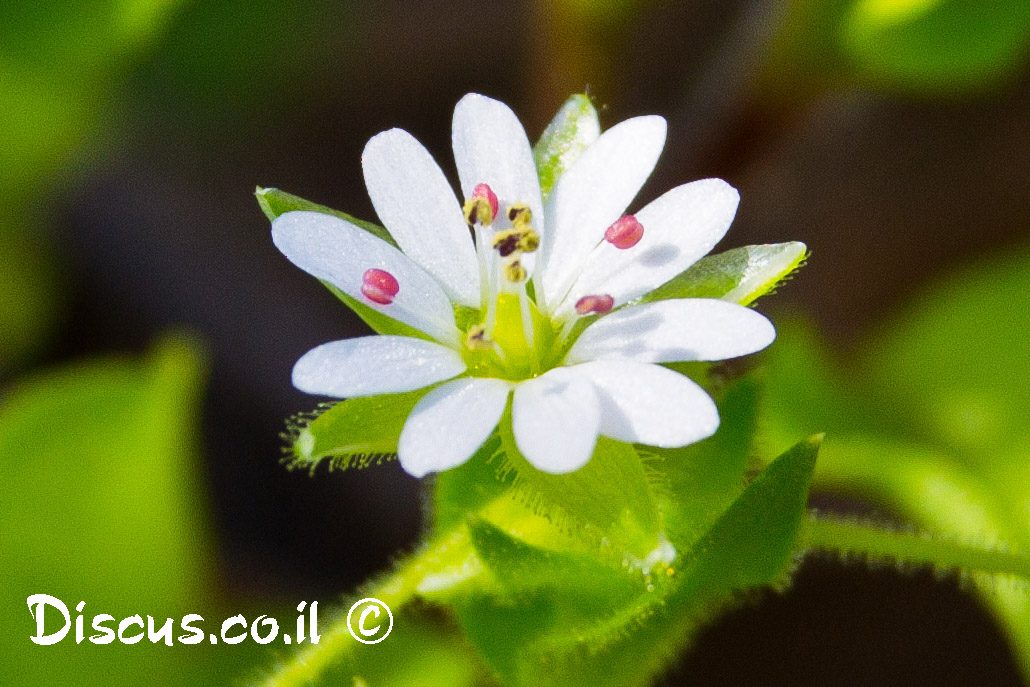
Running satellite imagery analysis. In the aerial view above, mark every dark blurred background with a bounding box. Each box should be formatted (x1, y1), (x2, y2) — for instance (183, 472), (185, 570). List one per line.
(3, 0), (1030, 685)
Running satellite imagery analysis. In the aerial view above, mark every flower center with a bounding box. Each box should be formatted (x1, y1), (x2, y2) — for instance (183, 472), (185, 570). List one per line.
(459, 183), (552, 379)
(458, 188), (652, 378)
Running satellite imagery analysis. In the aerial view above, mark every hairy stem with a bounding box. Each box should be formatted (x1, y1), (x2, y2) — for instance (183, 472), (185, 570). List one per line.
(802, 514), (1030, 579)
(257, 527), (475, 687)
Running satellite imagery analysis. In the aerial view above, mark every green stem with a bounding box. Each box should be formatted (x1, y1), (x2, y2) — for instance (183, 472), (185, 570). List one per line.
(802, 514), (1030, 579)
(258, 528), (475, 687)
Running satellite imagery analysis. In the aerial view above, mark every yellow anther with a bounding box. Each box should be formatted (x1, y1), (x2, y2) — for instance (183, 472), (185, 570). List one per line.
(465, 325), (493, 350)
(507, 204), (532, 226)
(504, 260), (527, 283)
(518, 229), (540, 253)
(463, 197), (495, 227)
(492, 229), (522, 257)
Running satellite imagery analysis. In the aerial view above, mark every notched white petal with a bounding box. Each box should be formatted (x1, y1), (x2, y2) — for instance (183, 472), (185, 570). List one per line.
(398, 377), (512, 477)
(573, 360), (719, 447)
(559, 179), (740, 316)
(512, 367), (600, 474)
(363, 128), (480, 306)
(538, 115), (667, 312)
(292, 335), (466, 398)
(566, 298), (776, 365)
(271, 211), (461, 345)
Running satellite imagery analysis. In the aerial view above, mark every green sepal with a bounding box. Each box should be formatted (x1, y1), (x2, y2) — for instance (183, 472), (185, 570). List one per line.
(283, 389), (429, 472)
(467, 518), (642, 600)
(533, 94), (601, 199)
(496, 409), (662, 559)
(432, 432), (508, 533)
(640, 241), (808, 307)
(255, 186), (397, 247)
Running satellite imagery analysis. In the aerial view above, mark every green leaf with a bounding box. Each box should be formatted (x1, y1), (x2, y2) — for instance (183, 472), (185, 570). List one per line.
(255, 186), (396, 246)
(660, 376), (761, 545)
(761, 293), (1030, 677)
(533, 94), (601, 199)
(860, 247), (1030, 458)
(0, 334), (254, 686)
(455, 437), (820, 687)
(762, 0), (1030, 97)
(284, 390), (429, 472)
(676, 435), (820, 591)
(843, 0), (1030, 94)
(556, 435), (819, 687)
(455, 519), (647, 683)
(640, 241), (808, 306)
(0, 0), (185, 365)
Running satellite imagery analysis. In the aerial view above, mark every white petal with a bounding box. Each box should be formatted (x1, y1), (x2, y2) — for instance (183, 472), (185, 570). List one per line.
(537, 116), (667, 312)
(556, 179), (739, 318)
(397, 377), (512, 477)
(272, 211), (461, 346)
(572, 360), (719, 446)
(566, 298), (775, 365)
(362, 129), (480, 306)
(452, 93), (544, 237)
(292, 335), (465, 398)
(511, 367), (600, 473)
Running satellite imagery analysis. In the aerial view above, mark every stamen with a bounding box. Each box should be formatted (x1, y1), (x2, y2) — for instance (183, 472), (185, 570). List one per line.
(492, 228), (540, 257)
(516, 282), (538, 374)
(361, 268), (399, 305)
(604, 215), (644, 249)
(547, 220), (637, 315)
(504, 260), (527, 283)
(507, 204), (532, 226)
(463, 183), (499, 226)
(475, 225), (499, 334)
(492, 229), (523, 258)
(518, 229), (540, 253)
(575, 294), (614, 315)
(465, 325), (493, 351)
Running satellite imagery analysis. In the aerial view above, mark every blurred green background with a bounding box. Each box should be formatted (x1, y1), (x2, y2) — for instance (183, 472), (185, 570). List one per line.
(2, 0), (1030, 685)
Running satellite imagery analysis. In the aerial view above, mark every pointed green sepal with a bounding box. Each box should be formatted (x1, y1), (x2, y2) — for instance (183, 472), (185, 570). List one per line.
(283, 390), (429, 472)
(533, 94), (601, 199)
(255, 186), (397, 247)
(641, 241), (808, 306)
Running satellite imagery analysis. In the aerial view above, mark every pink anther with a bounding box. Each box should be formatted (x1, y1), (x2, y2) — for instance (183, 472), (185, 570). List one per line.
(472, 183), (499, 221)
(361, 268), (399, 305)
(575, 294), (615, 315)
(604, 215), (644, 249)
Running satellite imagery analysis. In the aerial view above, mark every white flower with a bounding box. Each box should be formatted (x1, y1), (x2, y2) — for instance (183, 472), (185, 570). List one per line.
(272, 93), (775, 477)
